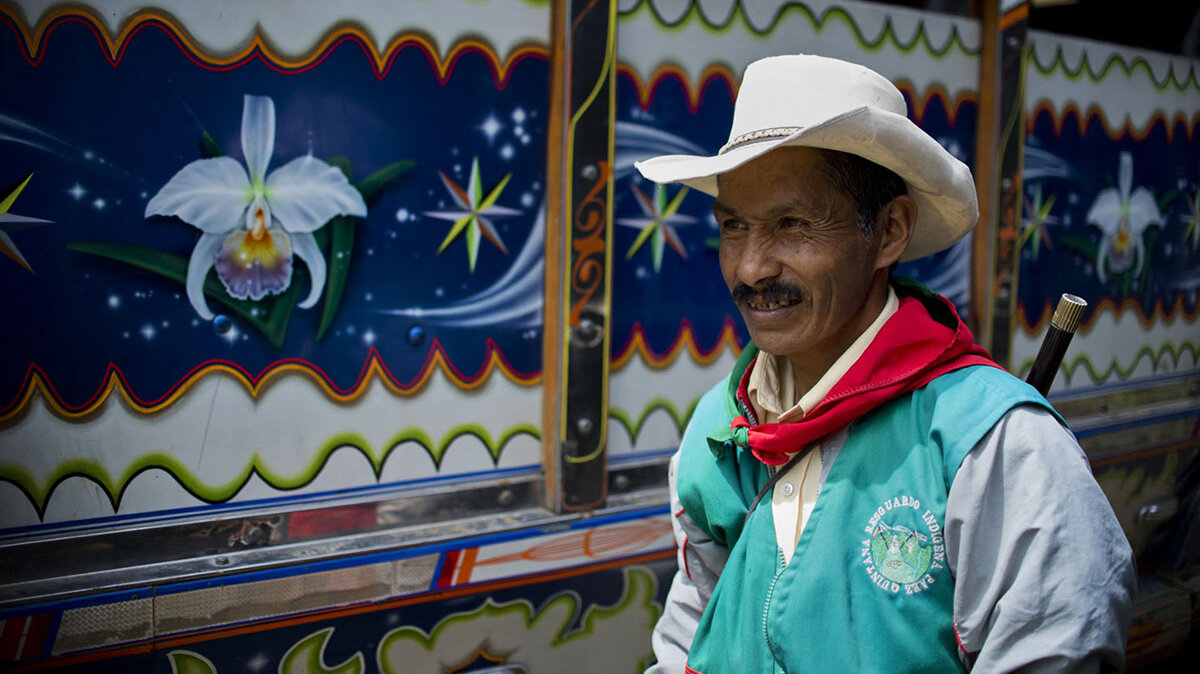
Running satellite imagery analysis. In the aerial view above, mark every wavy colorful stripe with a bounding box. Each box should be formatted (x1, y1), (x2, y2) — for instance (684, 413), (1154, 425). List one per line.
(1017, 343), (1200, 386)
(0, 7), (547, 84)
(0, 340), (540, 422)
(610, 318), (742, 371)
(609, 396), (702, 446)
(619, 63), (977, 120)
(1029, 42), (1200, 93)
(0, 422), (540, 518)
(1028, 102), (1200, 143)
(618, 0), (977, 57)
(1018, 295), (1200, 335)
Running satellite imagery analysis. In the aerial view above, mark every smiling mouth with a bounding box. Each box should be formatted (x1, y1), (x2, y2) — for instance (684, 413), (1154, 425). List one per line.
(746, 297), (800, 311)
(732, 282), (805, 314)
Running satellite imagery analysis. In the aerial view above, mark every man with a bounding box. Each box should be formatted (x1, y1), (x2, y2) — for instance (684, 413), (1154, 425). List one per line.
(635, 55), (1134, 672)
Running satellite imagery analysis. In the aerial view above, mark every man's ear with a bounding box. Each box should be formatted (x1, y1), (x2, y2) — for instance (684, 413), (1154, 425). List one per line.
(873, 195), (917, 270)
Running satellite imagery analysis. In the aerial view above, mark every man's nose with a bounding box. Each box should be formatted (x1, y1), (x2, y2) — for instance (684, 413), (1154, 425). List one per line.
(734, 230), (783, 287)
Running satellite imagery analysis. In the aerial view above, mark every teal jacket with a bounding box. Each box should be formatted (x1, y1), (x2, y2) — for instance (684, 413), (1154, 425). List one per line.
(678, 361), (1052, 673)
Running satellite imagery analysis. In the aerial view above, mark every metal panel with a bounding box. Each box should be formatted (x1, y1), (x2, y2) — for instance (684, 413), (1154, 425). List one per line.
(53, 597), (152, 655)
(154, 562), (395, 635)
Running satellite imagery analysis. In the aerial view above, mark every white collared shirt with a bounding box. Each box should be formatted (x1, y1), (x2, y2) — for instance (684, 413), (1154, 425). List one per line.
(747, 288), (899, 564)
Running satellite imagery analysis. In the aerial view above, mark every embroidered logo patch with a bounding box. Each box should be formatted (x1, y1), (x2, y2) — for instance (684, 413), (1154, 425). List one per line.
(859, 495), (946, 594)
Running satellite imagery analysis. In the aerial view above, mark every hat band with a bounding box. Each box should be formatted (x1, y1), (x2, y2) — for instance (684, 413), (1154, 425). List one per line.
(718, 126), (804, 155)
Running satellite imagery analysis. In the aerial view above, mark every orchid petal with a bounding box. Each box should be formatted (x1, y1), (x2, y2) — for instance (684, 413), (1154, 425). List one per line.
(145, 157), (251, 233)
(244, 194), (271, 232)
(187, 232), (225, 320)
(1086, 189), (1122, 235)
(291, 232), (326, 309)
(265, 156), (367, 233)
(242, 95), (275, 185)
(214, 228), (292, 300)
(1126, 187), (1161, 236)
(1117, 151), (1133, 200)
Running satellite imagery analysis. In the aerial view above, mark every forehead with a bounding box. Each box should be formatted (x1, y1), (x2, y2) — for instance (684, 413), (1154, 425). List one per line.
(713, 146), (845, 214)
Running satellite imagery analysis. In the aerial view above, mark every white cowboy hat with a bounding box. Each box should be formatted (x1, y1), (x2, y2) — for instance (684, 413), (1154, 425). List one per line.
(634, 54), (978, 261)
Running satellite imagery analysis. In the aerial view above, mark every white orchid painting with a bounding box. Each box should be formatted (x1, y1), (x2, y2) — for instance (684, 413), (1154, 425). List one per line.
(145, 95), (367, 320)
(1085, 151), (1161, 283)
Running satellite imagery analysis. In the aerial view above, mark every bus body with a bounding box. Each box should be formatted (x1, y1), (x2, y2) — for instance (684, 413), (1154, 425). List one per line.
(0, 1), (1196, 670)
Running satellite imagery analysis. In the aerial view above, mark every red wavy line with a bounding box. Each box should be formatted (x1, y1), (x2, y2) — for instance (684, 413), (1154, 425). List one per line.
(1018, 295), (1200, 334)
(1, 339), (541, 421)
(1028, 103), (1200, 142)
(611, 317), (743, 370)
(1, 9), (547, 84)
(617, 63), (976, 123)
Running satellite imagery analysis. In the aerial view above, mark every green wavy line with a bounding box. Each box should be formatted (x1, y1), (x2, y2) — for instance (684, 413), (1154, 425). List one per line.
(618, 0), (977, 58)
(609, 396), (701, 445)
(377, 566), (657, 674)
(1016, 341), (1200, 384)
(1029, 44), (1200, 92)
(1, 423), (541, 517)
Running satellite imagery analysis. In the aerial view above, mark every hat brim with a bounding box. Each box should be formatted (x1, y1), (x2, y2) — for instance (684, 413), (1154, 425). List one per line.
(635, 106), (978, 261)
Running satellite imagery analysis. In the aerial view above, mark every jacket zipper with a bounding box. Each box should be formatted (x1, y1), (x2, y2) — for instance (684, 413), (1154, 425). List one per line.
(762, 546), (788, 672)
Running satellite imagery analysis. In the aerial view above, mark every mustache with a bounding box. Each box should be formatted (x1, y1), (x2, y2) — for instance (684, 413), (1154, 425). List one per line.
(730, 282), (805, 305)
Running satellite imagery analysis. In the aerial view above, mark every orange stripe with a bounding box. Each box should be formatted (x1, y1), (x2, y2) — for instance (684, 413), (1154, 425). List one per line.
(998, 3), (1029, 32)
(454, 547), (480, 585)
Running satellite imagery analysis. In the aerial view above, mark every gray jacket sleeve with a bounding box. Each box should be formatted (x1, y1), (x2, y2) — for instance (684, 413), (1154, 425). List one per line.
(645, 450), (728, 674)
(946, 404), (1135, 672)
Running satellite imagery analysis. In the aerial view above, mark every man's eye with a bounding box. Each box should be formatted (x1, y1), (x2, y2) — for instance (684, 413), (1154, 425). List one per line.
(780, 217), (807, 229)
(719, 219), (745, 231)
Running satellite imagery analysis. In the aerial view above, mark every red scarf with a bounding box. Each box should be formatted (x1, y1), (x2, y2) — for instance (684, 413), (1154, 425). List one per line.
(726, 287), (998, 465)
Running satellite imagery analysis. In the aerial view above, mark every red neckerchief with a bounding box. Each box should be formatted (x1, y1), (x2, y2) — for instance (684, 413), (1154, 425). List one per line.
(729, 287), (999, 465)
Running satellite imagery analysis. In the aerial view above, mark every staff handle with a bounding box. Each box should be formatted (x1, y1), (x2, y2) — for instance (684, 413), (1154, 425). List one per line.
(1025, 294), (1087, 397)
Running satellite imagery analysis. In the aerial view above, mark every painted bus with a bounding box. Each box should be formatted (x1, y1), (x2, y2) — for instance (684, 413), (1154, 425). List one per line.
(0, 0), (1196, 671)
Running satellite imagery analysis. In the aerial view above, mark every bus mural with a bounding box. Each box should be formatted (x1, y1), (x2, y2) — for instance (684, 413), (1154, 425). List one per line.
(1, 1), (1197, 671)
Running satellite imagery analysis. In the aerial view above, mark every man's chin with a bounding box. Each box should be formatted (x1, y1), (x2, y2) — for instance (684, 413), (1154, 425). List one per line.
(743, 328), (798, 359)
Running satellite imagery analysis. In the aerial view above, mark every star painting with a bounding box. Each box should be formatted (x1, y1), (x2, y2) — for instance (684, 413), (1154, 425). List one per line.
(424, 157), (520, 272)
(618, 183), (695, 272)
(0, 173), (51, 273)
(1020, 183), (1057, 261)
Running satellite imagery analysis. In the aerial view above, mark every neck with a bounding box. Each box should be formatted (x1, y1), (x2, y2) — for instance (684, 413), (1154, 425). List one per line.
(786, 274), (891, 397)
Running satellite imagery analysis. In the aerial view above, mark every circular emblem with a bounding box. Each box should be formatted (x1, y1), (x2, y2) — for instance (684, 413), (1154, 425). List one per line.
(859, 495), (946, 594)
(868, 522), (932, 585)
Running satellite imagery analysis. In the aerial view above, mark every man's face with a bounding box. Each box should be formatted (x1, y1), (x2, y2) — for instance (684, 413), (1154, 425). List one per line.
(714, 147), (893, 383)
